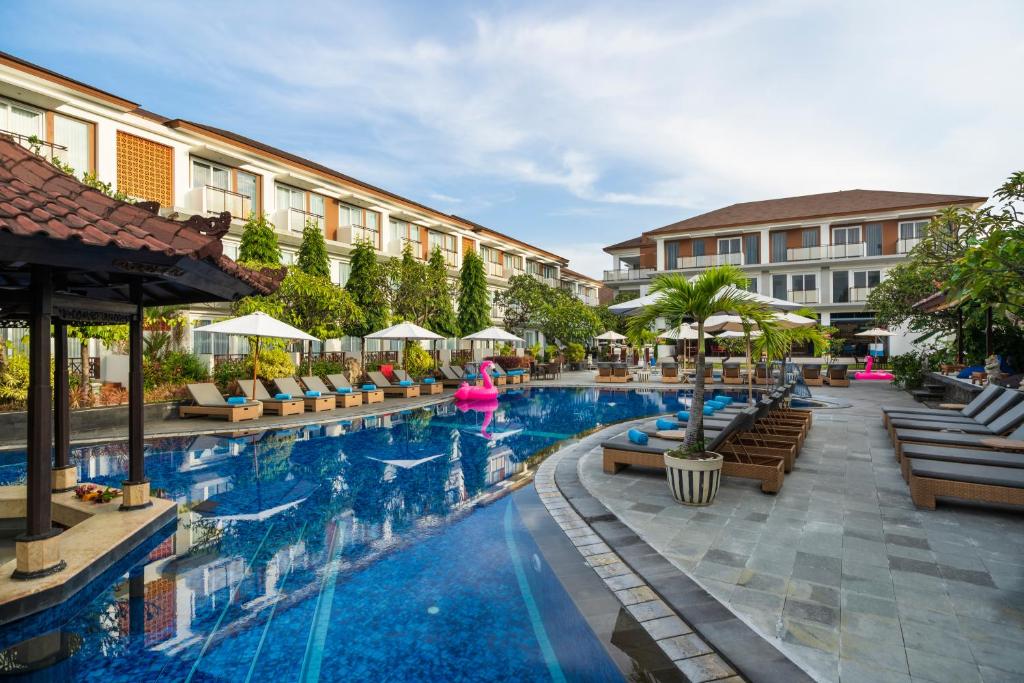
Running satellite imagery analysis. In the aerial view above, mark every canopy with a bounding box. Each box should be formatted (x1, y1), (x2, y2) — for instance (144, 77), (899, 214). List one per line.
(716, 330), (762, 339)
(704, 314), (748, 333)
(594, 330), (627, 341)
(660, 323), (699, 340)
(364, 321), (444, 340)
(856, 327), (896, 337)
(608, 284), (801, 314)
(200, 311), (318, 341)
(774, 312), (817, 329)
(461, 326), (525, 343)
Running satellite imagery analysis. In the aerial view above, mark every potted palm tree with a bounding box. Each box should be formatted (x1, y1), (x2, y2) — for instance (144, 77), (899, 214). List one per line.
(627, 265), (772, 505)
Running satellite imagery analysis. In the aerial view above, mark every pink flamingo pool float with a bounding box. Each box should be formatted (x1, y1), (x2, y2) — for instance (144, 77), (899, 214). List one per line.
(454, 360), (499, 401)
(854, 356), (894, 381)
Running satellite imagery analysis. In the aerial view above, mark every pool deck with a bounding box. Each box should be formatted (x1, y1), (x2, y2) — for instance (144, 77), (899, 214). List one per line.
(573, 381), (1024, 683)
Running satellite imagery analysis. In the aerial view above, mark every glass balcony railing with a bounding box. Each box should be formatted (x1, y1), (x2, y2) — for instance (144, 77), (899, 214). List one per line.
(203, 185), (252, 220)
(276, 207), (324, 233)
(603, 267), (656, 281)
(788, 289), (819, 304)
(678, 252), (743, 269)
(829, 242), (865, 258)
(486, 261), (505, 278)
(897, 238), (921, 254)
(786, 245), (824, 261)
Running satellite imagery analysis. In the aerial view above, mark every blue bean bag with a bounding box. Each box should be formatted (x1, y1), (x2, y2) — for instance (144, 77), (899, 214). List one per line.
(628, 428), (648, 445)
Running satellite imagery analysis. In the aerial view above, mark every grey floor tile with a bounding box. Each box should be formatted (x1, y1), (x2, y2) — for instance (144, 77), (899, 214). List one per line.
(906, 647), (982, 683)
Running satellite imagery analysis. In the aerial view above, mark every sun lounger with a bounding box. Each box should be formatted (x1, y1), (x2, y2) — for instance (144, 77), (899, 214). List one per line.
(899, 441), (1024, 481)
(438, 365), (465, 387)
(301, 376), (364, 407)
(894, 422), (1024, 460)
(722, 363), (742, 385)
(907, 458), (1024, 510)
(609, 363), (631, 383)
(368, 371), (420, 398)
(825, 364), (849, 387)
(755, 363), (769, 386)
(179, 383), (261, 422)
(486, 364), (512, 385)
(274, 377), (335, 412)
(885, 387), (1018, 431)
(327, 373), (384, 404)
(889, 400), (1024, 441)
(881, 384), (1003, 426)
(801, 363), (823, 387)
(393, 369), (443, 395)
(238, 379), (305, 416)
(661, 362), (680, 384)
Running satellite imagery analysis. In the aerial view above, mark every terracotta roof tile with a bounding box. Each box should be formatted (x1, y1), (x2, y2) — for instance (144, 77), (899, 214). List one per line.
(0, 134), (277, 296)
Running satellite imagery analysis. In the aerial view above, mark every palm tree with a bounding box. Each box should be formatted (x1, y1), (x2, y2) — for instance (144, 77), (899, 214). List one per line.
(627, 265), (770, 450)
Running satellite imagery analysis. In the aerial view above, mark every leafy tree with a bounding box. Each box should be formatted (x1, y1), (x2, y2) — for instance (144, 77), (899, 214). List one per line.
(68, 324), (128, 387)
(385, 244), (433, 326)
(296, 219), (330, 279)
(426, 247), (460, 337)
(494, 274), (550, 334)
(627, 265), (762, 450)
(458, 249), (490, 335)
(238, 213), (282, 267)
(345, 240), (390, 337)
(541, 290), (602, 346)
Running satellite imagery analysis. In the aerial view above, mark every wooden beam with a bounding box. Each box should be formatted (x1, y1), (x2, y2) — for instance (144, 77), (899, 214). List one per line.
(127, 280), (145, 485)
(53, 319), (70, 471)
(25, 266), (54, 538)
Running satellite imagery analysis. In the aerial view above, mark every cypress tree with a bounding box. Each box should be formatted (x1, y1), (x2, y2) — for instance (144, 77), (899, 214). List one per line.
(296, 219), (330, 279)
(237, 213), (282, 267)
(426, 246), (460, 337)
(345, 240), (390, 337)
(457, 249), (490, 335)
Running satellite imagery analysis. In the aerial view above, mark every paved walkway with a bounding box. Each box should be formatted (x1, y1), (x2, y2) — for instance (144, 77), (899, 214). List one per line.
(578, 381), (1024, 683)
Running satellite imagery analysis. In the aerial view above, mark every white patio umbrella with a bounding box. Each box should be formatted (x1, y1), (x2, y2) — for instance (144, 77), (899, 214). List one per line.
(660, 323), (698, 371)
(774, 312), (817, 329)
(198, 311), (318, 390)
(594, 330), (628, 341)
(716, 330), (762, 339)
(462, 325), (526, 361)
(364, 321), (444, 370)
(609, 285), (802, 315)
(856, 327), (896, 361)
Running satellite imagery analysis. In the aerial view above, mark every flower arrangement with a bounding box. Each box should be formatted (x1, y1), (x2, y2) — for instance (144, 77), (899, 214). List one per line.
(74, 483), (122, 504)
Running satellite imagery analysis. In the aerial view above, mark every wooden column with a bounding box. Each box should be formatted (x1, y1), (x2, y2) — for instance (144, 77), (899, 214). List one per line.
(121, 280), (151, 510)
(51, 318), (76, 493)
(14, 266), (65, 579)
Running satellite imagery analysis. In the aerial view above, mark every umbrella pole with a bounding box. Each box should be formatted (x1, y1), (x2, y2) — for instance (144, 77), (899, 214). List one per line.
(251, 337), (261, 392)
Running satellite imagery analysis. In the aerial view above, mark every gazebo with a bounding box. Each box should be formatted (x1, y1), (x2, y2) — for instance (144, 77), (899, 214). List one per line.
(0, 136), (278, 590)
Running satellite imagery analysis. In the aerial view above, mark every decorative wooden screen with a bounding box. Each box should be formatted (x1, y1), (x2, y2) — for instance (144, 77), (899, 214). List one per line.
(116, 131), (173, 207)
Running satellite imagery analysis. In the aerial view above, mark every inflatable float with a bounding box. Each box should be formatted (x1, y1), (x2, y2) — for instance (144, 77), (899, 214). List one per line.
(454, 360), (500, 401)
(854, 356), (894, 381)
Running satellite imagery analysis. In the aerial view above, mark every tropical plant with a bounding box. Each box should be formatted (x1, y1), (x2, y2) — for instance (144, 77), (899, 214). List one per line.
(0, 352), (29, 408)
(627, 265), (765, 450)
(345, 239), (389, 337)
(457, 250), (490, 335)
(143, 351), (209, 390)
(426, 246), (460, 337)
(385, 244), (433, 325)
(237, 213), (282, 267)
(274, 269), (363, 373)
(891, 351), (930, 390)
(68, 324), (128, 387)
(404, 342), (435, 379)
(494, 274), (550, 334)
(296, 219), (331, 279)
(564, 342), (585, 363)
(542, 290), (603, 346)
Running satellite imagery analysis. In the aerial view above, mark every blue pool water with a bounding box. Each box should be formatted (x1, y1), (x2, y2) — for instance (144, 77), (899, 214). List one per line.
(0, 387), (727, 680)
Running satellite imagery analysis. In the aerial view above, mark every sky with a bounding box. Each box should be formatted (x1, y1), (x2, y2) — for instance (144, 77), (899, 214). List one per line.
(2, 0), (1022, 278)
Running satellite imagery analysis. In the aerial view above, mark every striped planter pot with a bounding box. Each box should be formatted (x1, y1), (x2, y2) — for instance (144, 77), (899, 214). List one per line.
(663, 453), (723, 506)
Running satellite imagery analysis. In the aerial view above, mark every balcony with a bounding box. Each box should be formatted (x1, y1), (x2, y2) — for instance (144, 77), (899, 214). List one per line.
(338, 224), (380, 248)
(1, 130), (66, 163)
(788, 289), (819, 304)
(274, 207), (324, 233)
(786, 245), (824, 262)
(678, 253), (743, 269)
(578, 293), (599, 306)
(507, 266), (525, 278)
(897, 238), (921, 254)
(440, 249), (459, 268)
(187, 185), (252, 221)
(829, 242), (865, 259)
(485, 261), (505, 278)
(603, 267), (656, 282)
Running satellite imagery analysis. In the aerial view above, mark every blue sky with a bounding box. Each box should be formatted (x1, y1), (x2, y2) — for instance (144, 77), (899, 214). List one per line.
(2, 0), (1022, 277)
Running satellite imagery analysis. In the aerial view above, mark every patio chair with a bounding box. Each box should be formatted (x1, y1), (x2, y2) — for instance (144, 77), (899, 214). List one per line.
(368, 370), (421, 398)
(881, 384), (1004, 428)
(899, 433), (1024, 482)
(438, 365), (465, 387)
(273, 377), (336, 412)
(661, 362), (680, 384)
(596, 363), (613, 383)
(722, 363), (742, 385)
(611, 363), (630, 383)
(301, 376), (364, 407)
(893, 414), (1024, 461)
(907, 458), (1024, 510)
(179, 383), (261, 422)
(238, 379), (305, 416)
(327, 373), (384, 404)
(755, 363), (769, 386)
(394, 368), (443, 395)
(825, 365), (849, 387)
(801, 364), (823, 387)
(887, 393), (1024, 439)
(704, 364), (716, 383)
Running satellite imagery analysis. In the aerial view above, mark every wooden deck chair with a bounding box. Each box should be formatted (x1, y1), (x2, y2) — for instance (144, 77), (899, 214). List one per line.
(722, 363), (742, 385)
(327, 373), (384, 404)
(179, 383), (261, 422)
(368, 370), (420, 398)
(661, 362), (680, 384)
(484, 364), (508, 386)
(301, 376), (363, 408)
(596, 363), (613, 383)
(274, 377), (335, 411)
(825, 365), (849, 387)
(238, 379), (305, 416)
(754, 363), (769, 386)
(802, 364), (823, 386)
(394, 368), (443, 395)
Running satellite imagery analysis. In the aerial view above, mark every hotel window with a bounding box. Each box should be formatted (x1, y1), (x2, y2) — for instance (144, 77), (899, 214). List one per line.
(309, 193), (325, 218)
(236, 172), (257, 213)
(0, 98), (43, 140)
(791, 273), (816, 294)
(744, 235), (759, 264)
(192, 159), (230, 191)
(506, 254), (523, 272)
(899, 220), (929, 240)
(772, 274), (787, 300)
(865, 223), (883, 256)
(428, 230), (456, 254)
(389, 219), (421, 251)
(832, 271), (849, 303)
(770, 232), (787, 262)
(665, 241), (679, 268)
(692, 239), (706, 257)
(718, 237), (741, 255)
(276, 184), (305, 212)
(745, 277), (758, 293)
(53, 114), (91, 174)
(801, 229), (819, 248)
(337, 261), (351, 286)
(526, 260), (540, 276)
(853, 269), (881, 289)
(832, 225), (861, 245)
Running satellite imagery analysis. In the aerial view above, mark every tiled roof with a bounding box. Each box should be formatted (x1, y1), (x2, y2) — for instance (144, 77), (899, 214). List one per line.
(646, 189), (987, 236)
(0, 135), (278, 295)
(603, 235), (647, 252)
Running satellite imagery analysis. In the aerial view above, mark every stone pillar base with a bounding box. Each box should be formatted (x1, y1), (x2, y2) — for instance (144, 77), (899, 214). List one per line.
(13, 529), (66, 580)
(120, 480), (152, 511)
(51, 465), (77, 493)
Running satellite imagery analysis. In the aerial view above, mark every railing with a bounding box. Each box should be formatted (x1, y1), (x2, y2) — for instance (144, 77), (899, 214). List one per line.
(339, 224), (380, 247)
(829, 242), (864, 258)
(786, 245), (824, 261)
(277, 207), (325, 233)
(68, 357), (100, 380)
(363, 350), (399, 367)
(897, 238), (920, 254)
(212, 353), (248, 368)
(507, 266), (525, 278)
(452, 349), (473, 364)
(849, 287), (873, 302)
(678, 253), (743, 269)
(788, 289), (819, 304)
(1, 129), (67, 163)
(308, 351), (349, 363)
(485, 261), (505, 278)
(204, 185), (252, 220)
(440, 249), (458, 267)
(603, 267), (656, 282)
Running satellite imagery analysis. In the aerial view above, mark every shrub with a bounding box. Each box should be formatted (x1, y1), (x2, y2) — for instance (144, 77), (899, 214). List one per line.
(405, 343), (435, 379)
(564, 342), (585, 363)
(891, 352), (929, 390)
(214, 349), (296, 390)
(0, 353), (29, 408)
(214, 358), (248, 391)
(309, 358), (345, 378)
(145, 351), (209, 389)
(488, 355), (529, 370)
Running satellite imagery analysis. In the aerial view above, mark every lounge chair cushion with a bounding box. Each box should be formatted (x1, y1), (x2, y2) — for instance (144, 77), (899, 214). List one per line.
(707, 400), (727, 410)
(656, 418), (678, 431)
(227, 396), (247, 405)
(465, 373), (478, 380)
(703, 406), (716, 416)
(715, 396), (733, 405)
(275, 393), (291, 400)
(628, 429), (649, 445)
(362, 384), (376, 391)
(908, 458), (1024, 488)
(508, 369), (525, 376)
(901, 443), (1024, 469)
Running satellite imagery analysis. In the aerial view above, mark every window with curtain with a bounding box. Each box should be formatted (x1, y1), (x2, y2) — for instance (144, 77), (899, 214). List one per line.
(791, 273), (816, 292)
(744, 235), (759, 264)
(193, 320), (212, 354)
(832, 271), (849, 302)
(899, 220), (928, 239)
(718, 237), (741, 254)
(665, 241), (679, 268)
(770, 232), (787, 262)
(801, 229), (819, 248)
(746, 277), (758, 293)
(865, 223), (883, 256)
(853, 270), (881, 289)
(192, 158), (229, 190)
(309, 193), (325, 217)
(53, 115), (90, 174)
(692, 239), (706, 257)
(772, 274), (787, 300)
(337, 261), (351, 286)
(236, 171), (257, 205)
(0, 99), (43, 139)
(276, 184), (304, 211)
(832, 226), (861, 245)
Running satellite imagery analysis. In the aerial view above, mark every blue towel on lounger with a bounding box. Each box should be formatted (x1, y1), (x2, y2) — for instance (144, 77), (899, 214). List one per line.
(676, 410), (690, 421)
(274, 393), (291, 400)
(398, 380), (413, 387)
(703, 405), (716, 416)
(628, 429), (648, 445)
(656, 418), (678, 431)
(422, 377), (435, 384)
(362, 384), (376, 391)
(227, 396), (247, 405)
(335, 387), (352, 394)
(305, 390), (321, 397)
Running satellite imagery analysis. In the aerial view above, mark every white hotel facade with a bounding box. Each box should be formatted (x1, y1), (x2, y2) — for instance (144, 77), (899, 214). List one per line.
(0, 51), (601, 379)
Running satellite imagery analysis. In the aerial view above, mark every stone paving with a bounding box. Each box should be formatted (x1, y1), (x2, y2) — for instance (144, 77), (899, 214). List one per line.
(577, 381), (1024, 683)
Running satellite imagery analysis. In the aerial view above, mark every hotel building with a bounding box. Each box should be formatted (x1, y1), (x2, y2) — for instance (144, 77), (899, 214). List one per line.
(603, 190), (986, 356)
(0, 51), (601, 378)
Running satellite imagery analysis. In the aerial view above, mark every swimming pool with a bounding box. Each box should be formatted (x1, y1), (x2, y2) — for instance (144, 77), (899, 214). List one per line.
(0, 387), (717, 680)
